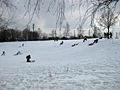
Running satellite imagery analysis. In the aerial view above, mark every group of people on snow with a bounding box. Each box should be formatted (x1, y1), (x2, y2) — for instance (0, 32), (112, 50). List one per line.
(104, 32), (112, 39)
(0, 43), (34, 62)
(0, 33), (113, 62)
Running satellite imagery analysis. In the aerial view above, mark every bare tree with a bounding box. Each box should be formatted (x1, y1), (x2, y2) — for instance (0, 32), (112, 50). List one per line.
(77, 25), (84, 39)
(37, 28), (42, 39)
(63, 22), (71, 38)
(93, 25), (102, 38)
(50, 29), (56, 38)
(97, 6), (119, 38)
(42, 32), (48, 39)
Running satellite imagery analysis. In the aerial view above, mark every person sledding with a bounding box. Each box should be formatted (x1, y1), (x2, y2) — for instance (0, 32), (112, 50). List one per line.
(14, 51), (22, 55)
(1, 51), (5, 56)
(83, 36), (87, 42)
(26, 55), (31, 62)
(26, 55), (35, 62)
(60, 41), (64, 45)
(22, 43), (24, 47)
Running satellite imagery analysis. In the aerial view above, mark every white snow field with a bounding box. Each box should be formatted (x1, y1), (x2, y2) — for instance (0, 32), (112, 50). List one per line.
(0, 39), (120, 90)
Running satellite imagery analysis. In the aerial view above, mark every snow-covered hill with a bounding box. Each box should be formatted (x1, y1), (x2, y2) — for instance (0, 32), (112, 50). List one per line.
(0, 39), (120, 90)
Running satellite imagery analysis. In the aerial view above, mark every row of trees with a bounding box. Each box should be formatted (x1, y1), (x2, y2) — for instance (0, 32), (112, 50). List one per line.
(0, 26), (39, 42)
(0, 23), (103, 42)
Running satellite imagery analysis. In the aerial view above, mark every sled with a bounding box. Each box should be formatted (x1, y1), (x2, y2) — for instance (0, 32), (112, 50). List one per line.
(26, 60), (35, 62)
(31, 60), (35, 62)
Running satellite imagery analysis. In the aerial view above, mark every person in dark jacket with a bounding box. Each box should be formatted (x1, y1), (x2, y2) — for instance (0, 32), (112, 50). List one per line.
(83, 37), (87, 42)
(26, 55), (31, 62)
(60, 41), (64, 45)
(110, 32), (113, 39)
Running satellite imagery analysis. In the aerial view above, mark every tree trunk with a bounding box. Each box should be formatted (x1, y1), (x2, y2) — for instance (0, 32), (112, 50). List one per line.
(107, 26), (110, 39)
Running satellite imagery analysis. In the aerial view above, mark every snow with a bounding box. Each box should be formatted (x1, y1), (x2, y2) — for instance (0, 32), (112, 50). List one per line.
(0, 39), (120, 90)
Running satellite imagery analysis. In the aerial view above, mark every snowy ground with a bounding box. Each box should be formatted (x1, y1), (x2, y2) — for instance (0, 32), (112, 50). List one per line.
(0, 39), (120, 90)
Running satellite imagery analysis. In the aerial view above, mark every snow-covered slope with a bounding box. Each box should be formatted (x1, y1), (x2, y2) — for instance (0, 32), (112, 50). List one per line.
(0, 39), (120, 90)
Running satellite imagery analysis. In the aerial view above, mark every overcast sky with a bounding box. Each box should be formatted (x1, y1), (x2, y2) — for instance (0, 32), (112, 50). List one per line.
(8, 0), (91, 32)
(7, 0), (120, 34)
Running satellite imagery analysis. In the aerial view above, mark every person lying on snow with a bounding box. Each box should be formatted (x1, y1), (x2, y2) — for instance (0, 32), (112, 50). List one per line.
(14, 51), (22, 55)
(1, 51), (5, 56)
